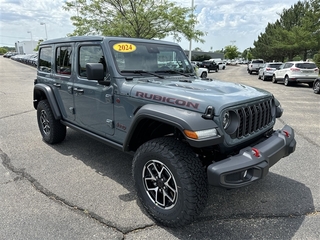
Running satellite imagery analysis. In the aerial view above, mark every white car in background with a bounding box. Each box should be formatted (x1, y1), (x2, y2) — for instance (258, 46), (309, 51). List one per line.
(272, 61), (319, 87)
(191, 62), (209, 78)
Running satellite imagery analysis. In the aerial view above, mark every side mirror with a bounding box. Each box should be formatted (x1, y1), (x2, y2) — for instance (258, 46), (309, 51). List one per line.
(86, 63), (110, 86)
(86, 63), (104, 81)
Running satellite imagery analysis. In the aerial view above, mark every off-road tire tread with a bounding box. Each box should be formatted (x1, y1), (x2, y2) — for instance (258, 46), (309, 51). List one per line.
(132, 137), (208, 227)
(37, 100), (66, 144)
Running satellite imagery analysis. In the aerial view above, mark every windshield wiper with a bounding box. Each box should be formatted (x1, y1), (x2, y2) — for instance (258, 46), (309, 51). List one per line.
(155, 70), (194, 77)
(121, 70), (164, 79)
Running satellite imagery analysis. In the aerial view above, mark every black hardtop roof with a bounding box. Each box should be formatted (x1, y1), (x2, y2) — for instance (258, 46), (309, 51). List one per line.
(40, 35), (179, 46)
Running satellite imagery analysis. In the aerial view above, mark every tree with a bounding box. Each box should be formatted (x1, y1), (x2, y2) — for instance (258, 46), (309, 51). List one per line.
(253, 0), (319, 61)
(224, 45), (239, 60)
(314, 51), (320, 69)
(34, 40), (44, 52)
(193, 47), (202, 51)
(0, 47), (7, 55)
(63, 0), (205, 43)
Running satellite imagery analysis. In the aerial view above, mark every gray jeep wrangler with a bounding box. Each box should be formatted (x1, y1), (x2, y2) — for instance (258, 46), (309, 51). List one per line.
(33, 36), (296, 227)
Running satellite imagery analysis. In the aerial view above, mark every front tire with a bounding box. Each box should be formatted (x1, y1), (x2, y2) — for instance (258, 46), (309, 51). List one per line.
(272, 75), (277, 83)
(132, 137), (208, 227)
(37, 100), (66, 144)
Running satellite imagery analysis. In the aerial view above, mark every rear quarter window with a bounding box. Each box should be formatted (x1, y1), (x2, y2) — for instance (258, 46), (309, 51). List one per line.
(38, 47), (52, 73)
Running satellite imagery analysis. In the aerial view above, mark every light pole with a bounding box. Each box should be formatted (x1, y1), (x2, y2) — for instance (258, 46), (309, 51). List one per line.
(188, 0), (194, 62)
(27, 31), (33, 52)
(40, 22), (48, 40)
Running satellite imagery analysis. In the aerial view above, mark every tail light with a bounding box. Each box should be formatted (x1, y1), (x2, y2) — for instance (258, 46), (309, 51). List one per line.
(290, 67), (300, 72)
(266, 68), (272, 70)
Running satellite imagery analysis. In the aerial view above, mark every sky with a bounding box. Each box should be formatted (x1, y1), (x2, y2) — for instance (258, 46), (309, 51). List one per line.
(0, 0), (298, 52)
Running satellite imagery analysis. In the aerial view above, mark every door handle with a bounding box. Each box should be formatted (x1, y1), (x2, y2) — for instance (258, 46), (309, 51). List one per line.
(74, 88), (84, 94)
(53, 83), (61, 88)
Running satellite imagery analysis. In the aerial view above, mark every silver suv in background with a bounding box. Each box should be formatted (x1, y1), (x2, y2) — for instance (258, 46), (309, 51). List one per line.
(272, 61), (319, 87)
(258, 62), (282, 81)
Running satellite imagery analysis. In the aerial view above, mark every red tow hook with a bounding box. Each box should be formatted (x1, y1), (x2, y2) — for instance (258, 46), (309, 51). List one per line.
(283, 130), (290, 137)
(252, 148), (260, 157)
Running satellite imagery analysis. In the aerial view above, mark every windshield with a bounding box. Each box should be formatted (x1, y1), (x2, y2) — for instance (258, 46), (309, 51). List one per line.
(109, 41), (194, 76)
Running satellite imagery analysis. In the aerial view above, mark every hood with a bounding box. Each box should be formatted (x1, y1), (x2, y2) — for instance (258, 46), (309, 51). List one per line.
(125, 77), (272, 114)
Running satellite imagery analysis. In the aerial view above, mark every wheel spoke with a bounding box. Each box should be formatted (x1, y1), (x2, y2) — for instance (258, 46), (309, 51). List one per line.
(40, 110), (50, 135)
(142, 160), (178, 209)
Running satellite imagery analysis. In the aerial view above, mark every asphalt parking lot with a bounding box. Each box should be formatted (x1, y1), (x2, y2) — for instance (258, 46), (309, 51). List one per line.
(0, 57), (319, 239)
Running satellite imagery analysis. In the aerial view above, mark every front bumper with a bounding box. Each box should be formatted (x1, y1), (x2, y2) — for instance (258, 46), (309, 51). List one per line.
(207, 125), (296, 188)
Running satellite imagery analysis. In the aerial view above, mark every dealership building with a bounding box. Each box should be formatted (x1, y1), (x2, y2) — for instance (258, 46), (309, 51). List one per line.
(15, 40), (38, 54)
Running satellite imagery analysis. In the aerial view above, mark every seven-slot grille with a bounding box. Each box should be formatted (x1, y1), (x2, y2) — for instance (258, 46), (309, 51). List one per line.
(235, 100), (272, 138)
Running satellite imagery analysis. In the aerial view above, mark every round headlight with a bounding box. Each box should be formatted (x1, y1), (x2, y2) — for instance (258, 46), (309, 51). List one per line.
(222, 111), (230, 129)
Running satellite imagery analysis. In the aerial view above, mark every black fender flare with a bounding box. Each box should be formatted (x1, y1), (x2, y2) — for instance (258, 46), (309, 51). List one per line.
(123, 104), (223, 151)
(33, 83), (62, 120)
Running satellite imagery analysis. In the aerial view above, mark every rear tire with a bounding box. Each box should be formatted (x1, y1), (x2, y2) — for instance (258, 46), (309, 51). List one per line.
(313, 80), (320, 94)
(201, 71), (207, 78)
(262, 74), (267, 81)
(133, 137), (208, 227)
(37, 100), (66, 144)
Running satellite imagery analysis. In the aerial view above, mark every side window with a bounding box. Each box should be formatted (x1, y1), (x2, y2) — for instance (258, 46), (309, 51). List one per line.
(56, 46), (72, 75)
(38, 47), (52, 73)
(78, 45), (105, 78)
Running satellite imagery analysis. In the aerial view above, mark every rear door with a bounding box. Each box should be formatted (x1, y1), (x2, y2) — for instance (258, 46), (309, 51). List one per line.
(38, 45), (75, 122)
(73, 43), (114, 136)
(52, 44), (75, 122)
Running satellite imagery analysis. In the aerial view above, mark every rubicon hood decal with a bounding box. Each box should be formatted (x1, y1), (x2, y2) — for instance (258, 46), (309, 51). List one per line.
(130, 79), (272, 113)
(135, 91), (200, 109)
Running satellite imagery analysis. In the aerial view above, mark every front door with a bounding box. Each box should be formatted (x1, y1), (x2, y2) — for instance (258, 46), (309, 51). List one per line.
(73, 43), (114, 136)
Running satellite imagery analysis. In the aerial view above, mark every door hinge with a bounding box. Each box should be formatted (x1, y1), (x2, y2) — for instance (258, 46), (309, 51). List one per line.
(106, 119), (114, 128)
(105, 94), (114, 103)
(69, 107), (75, 114)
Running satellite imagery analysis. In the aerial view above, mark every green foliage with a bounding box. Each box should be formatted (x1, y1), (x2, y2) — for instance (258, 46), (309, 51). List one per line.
(63, 0), (205, 43)
(313, 52), (320, 69)
(292, 55), (302, 61)
(192, 54), (211, 61)
(193, 47), (203, 51)
(224, 45), (239, 60)
(252, 0), (319, 62)
(0, 46), (15, 53)
(34, 40), (44, 51)
(0, 47), (7, 54)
